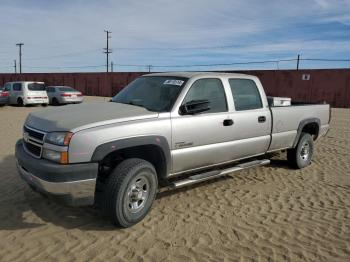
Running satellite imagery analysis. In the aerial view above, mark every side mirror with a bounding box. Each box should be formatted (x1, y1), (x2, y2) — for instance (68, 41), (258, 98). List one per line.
(179, 100), (210, 115)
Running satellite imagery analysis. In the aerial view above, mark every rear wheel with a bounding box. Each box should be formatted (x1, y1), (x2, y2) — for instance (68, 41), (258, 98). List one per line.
(287, 132), (314, 169)
(52, 98), (59, 106)
(17, 97), (24, 107)
(102, 158), (158, 227)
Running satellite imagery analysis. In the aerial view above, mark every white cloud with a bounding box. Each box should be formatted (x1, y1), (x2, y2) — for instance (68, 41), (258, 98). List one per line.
(0, 0), (349, 72)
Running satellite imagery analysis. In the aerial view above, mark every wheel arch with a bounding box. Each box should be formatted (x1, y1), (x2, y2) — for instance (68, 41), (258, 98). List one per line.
(292, 118), (320, 147)
(91, 136), (171, 180)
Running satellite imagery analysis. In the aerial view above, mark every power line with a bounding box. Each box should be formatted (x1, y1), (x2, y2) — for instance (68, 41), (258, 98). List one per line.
(0, 57), (349, 72)
(24, 65), (105, 69)
(103, 30), (112, 73)
(116, 58), (298, 68)
(111, 44), (244, 50)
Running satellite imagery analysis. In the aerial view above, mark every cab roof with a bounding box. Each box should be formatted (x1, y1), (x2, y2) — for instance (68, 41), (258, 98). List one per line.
(144, 71), (253, 79)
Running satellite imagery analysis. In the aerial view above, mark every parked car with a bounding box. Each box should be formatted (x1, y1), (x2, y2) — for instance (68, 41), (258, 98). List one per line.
(0, 86), (9, 106)
(46, 86), (83, 105)
(4, 81), (48, 106)
(15, 72), (330, 227)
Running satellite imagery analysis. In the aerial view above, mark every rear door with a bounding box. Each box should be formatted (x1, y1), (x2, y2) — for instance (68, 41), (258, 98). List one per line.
(226, 78), (271, 158)
(171, 78), (234, 174)
(10, 83), (22, 104)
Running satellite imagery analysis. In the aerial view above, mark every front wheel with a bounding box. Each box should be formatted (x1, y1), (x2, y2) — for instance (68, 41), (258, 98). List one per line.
(287, 132), (314, 169)
(102, 158), (158, 227)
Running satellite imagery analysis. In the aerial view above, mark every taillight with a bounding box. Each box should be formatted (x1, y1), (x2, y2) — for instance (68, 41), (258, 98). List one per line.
(0, 91), (9, 97)
(61, 93), (71, 97)
(77, 93), (82, 97)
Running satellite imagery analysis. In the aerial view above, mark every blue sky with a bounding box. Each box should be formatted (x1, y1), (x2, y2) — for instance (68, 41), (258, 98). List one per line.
(0, 0), (349, 72)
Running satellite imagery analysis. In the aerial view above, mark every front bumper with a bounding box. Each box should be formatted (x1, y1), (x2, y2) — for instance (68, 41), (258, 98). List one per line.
(15, 140), (98, 206)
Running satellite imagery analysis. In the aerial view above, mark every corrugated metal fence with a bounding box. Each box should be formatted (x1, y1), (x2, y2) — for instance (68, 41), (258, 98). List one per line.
(1, 69), (349, 107)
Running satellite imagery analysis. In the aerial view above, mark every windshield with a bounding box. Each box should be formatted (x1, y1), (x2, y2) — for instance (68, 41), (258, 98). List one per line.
(28, 83), (46, 91)
(111, 76), (188, 112)
(58, 87), (75, 92)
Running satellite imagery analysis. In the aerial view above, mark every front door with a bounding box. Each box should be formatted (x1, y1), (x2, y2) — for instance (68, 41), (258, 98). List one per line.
(171, 78), (234, 175)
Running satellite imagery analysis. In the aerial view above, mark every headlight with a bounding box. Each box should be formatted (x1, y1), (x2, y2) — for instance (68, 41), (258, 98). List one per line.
(42, 149), (69, 164)
(45, 132), (73, 146)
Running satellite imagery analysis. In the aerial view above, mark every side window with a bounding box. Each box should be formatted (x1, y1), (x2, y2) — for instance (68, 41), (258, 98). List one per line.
(47, 87), (55, 93)
(4, 83), (11, 91)
(13, 83), (22, 91)
(183, 78), (227, 113)
(229, 79), (263, 111)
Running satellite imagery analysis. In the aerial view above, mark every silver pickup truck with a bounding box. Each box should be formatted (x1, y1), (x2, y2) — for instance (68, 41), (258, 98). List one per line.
(15, 72), (330, 227)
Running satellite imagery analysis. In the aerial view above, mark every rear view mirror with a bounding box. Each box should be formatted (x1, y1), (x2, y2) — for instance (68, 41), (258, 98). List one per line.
(179, 100), (210, 115)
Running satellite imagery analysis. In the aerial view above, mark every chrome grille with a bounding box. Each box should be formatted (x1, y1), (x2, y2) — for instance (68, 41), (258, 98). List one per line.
(23, 126), (46, 158)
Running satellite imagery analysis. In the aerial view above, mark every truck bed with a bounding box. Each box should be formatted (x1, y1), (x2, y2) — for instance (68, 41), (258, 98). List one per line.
(268, 103), (330, 152)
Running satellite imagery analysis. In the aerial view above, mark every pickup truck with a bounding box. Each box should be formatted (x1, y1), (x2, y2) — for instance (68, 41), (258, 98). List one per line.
(15, 72), (330, 227)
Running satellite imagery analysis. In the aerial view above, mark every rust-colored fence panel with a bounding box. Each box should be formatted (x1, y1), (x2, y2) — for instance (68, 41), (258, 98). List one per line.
(0, 69), (349, 107)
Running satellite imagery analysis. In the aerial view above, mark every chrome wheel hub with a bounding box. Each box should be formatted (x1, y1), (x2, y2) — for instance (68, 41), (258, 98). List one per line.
(126, 175), (150, 213)
(300, 142), (310, 161)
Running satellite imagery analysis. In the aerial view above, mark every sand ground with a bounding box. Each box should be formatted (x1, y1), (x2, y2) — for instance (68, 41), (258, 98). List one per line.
(0, 97), (349, 262)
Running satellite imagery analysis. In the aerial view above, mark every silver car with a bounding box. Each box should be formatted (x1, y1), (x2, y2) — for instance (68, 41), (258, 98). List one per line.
(46, 86), (83, 105)
(0, 86), (9, 106)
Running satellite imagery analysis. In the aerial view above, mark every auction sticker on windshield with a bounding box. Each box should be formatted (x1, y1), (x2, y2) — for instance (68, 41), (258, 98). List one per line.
(163, 80), (184, 86)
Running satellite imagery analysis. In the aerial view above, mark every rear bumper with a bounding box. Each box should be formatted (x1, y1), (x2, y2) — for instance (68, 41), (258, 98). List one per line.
(15, 140), (98, 206)
(24, 98), (49, 105)
(0, 97), (8, 104)
(60, 97), (83, 104)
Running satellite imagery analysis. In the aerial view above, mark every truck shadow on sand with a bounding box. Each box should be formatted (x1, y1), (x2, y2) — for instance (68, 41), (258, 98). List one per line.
(0, 154), (292, 231)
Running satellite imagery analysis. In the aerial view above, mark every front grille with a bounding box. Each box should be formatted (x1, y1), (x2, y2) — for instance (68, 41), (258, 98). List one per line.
(23, 125), (46, 158)
(24, 126), (45, 141)
(24, 141), (42, 157)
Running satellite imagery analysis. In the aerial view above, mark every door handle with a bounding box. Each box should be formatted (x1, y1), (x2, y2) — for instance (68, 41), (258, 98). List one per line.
(258, 116), (266, 123)
(223, 119), (234, 126)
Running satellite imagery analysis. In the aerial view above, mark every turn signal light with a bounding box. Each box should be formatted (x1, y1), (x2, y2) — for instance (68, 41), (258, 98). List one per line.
(60, 151), (69, 164)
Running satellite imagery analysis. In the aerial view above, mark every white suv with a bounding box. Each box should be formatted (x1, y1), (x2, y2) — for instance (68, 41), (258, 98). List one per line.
(4, 81), (48, 106)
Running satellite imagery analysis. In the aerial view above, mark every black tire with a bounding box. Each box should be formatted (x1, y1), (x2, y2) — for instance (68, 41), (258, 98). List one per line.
(102, 158), (158, 227)
(287, 132), (314, 169)
(17, 97), (24, 107)
(52, 98), (59, 106)
(41, 103), (48, 107)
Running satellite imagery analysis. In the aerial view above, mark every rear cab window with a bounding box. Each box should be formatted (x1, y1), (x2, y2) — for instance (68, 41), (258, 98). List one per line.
(229, 79), (263, 111)
(183, 78), (228, 113)
(28, 83), (46, 91)
(58, 87), (75, 92)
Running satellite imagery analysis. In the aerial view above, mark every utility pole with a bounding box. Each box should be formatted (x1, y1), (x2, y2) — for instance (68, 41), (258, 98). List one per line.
(103, 30), (112, 73)
(147, 65), (152, 73)
(297, 54), (300, 70)
(14, 60), (17, 74)
(16, 43), (24, 73)
(111, 61), (114, 72)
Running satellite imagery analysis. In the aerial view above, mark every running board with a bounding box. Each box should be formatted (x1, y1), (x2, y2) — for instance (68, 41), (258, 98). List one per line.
(170, 159), (270, 189)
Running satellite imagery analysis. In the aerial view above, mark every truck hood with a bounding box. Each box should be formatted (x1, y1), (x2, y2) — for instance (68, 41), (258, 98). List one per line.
(25, 102), (159, 132)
